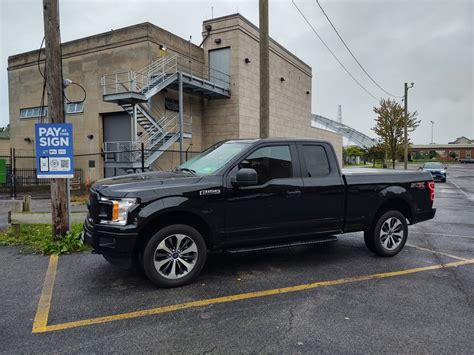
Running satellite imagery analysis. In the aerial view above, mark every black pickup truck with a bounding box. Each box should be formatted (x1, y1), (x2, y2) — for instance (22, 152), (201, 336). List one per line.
(83, 139), (436, 287)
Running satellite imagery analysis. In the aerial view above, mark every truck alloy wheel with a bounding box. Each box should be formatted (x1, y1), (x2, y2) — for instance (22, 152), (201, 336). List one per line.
(142, 224), (207, 288)
(369, 210), (408, 257)
(154, 234), (198, 279)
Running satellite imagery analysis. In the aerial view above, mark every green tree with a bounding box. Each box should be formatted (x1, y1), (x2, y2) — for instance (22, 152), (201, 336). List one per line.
(346, 145), (365, 158)
(366, 144), (385, 167)
(448, 151), (457, 161)
(372, 99), (420, 169)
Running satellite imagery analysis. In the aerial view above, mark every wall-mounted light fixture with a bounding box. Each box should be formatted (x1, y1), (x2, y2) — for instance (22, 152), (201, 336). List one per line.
(244, 58), (251, 64)
(205, 24), (212, 31)
(159, 44), (167, 51)
(280, 77), (285, 82)
(214, 38), (222, 44)
(87, 134), (94, 140)
(24, 137), (32, 143)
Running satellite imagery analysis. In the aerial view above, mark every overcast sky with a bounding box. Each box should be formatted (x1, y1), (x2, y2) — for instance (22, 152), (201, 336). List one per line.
(1, 0), (473, 144)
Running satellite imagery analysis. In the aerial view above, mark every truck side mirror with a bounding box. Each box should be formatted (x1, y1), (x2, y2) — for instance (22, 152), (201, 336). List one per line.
(444, 166), (448, 170)
(231, 168), (258, 187)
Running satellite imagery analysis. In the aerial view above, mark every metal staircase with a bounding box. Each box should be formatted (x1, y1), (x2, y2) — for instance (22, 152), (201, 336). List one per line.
(101, 54), (230, 170)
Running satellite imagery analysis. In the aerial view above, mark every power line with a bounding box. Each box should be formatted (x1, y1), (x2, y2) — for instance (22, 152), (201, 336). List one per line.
(314, 0), (403, 98)
(291, 0), (380, 101)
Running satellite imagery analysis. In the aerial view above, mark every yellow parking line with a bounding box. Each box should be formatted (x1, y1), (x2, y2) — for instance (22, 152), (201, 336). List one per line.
(32, 255), (59, 333)
(32, 257), (474, 333)
(406, 243), (468, 261)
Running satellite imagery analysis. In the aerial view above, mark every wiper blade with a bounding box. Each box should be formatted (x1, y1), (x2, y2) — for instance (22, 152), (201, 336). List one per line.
(177, 168), (197, 175)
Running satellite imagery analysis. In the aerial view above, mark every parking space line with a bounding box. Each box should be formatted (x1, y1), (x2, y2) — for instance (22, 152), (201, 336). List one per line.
(449, 179), (473, 201)
(410, 231), (474, 240)
(406, 243), (468, 261)
(32, 257), (474, 334)
(32, 255), (58, 333)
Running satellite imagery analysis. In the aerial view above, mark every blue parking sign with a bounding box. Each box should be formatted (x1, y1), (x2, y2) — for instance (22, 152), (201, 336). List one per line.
(35, 123), (74, 178)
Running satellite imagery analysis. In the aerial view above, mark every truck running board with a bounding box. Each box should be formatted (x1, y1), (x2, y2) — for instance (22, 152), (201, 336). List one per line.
(225, 236), (338, 254)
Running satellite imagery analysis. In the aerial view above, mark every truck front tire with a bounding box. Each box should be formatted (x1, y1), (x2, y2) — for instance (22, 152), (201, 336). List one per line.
(365, 210), (408, 257)
(142, 224), (207, 288)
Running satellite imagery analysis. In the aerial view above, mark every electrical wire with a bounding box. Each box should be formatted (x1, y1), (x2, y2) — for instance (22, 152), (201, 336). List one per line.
(63, 81), (87, 104)
(37, 37), (47, 123)
(37, 37), (45, 79)
(314, 0), (403, 98)
(291, 0), (380, 101)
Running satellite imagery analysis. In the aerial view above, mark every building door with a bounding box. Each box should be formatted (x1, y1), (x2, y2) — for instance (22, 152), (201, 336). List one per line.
(103, 112), (132, 177)
(209, 47), (230, 89)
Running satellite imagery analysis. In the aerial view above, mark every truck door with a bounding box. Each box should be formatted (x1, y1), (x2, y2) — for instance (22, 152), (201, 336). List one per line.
(296, 143), (345, 233)
(224, 144), (305, 243)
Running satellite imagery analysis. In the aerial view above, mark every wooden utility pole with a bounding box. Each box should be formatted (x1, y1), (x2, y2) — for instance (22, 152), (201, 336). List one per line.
(259, 0), (270, 138)
(403, 83), (408, 170)
(43, 0), (70, 238)
(403, 82), (414, 170)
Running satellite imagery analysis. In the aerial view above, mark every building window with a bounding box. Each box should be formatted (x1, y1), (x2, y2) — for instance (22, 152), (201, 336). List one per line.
(19, 102), (83, 119)
(20, 107), (47, 119)
(165, 98), (179, 112)
(66, 102), (84, 114)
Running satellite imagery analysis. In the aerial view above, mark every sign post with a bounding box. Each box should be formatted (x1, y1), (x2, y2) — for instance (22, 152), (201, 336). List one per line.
(35, 123), (74, 231)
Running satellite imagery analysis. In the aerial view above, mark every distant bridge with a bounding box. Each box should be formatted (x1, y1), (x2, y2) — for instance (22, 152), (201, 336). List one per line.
(311, 114), (377, 148)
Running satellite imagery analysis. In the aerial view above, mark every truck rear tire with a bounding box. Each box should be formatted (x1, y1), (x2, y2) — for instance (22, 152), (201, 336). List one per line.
(142, 224), (206, 288)
(366, 210), (408, 257)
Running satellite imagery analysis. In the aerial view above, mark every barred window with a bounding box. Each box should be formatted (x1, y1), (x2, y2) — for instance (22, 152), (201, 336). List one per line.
(20, 107), (47, 119)
(19, 102), (83, 119)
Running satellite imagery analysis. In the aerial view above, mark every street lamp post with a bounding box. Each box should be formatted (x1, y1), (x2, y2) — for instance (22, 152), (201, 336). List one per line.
(404, 82), (414, 170)
(430, 120), (435, 144)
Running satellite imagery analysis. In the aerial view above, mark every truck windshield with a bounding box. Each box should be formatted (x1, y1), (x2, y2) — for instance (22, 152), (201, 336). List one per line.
(178, 141), (250, 175)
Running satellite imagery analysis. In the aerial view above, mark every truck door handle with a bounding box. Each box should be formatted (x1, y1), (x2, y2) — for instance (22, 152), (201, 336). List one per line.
(286, 190), (301, 198)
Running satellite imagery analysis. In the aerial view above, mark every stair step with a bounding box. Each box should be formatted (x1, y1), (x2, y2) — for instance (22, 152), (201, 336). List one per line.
(225, 236), (338, 254)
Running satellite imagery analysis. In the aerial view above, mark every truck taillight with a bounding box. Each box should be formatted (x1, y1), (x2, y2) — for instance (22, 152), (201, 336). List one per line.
(427, 181), (435, 201)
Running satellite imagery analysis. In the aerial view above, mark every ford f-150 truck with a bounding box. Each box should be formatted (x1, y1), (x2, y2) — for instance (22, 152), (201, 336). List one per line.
(83, 139), (436, 287)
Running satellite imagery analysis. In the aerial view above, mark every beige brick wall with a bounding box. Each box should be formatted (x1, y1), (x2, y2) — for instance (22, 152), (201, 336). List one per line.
(202, 14), (343, 163)
(7, 18), (343, 180)
(0, 139), (9, 155)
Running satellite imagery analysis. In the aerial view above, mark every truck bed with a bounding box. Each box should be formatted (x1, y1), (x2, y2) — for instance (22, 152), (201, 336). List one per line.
(342, 168), (432, 185)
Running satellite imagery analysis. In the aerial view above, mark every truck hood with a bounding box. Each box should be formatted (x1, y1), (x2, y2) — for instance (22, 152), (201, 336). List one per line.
(92, 171), (203, 199)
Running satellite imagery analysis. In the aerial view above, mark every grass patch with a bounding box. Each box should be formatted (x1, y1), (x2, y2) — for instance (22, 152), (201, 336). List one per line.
(0, 224), (88, 255)
(71, 193), (89, 204)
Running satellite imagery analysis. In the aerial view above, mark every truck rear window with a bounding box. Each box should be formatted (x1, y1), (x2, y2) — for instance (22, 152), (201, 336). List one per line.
(302, 145), (330, 177)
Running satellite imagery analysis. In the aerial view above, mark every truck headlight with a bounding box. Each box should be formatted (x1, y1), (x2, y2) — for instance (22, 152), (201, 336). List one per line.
(100, 198), (137, 225)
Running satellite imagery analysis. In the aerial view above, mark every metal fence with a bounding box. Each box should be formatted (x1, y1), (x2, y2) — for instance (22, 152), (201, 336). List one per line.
(0, 147), (201, 198)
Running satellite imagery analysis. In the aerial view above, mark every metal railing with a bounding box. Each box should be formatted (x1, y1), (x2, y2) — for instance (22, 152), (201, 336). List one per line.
(101, 53), (231, 96)
(104, 115), (192, 165)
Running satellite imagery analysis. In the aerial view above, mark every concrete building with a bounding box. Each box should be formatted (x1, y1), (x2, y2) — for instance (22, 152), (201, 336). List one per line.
(7, 14), (342, 182)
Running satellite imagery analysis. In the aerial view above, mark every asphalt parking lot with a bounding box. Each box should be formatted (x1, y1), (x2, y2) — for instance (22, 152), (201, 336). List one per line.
(1, 164), (473, 353)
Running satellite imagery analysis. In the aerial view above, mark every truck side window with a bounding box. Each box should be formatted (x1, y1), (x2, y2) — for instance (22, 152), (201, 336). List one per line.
(244, 145), (293, 185)
(302, 145), (330, 177)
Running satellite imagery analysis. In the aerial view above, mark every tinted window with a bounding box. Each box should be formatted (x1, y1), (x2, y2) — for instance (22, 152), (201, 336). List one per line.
(302, 145), (330, 177)
(241, 145), (293, 185)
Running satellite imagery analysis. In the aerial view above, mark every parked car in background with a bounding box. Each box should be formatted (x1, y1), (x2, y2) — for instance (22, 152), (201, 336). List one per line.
(419, 162), (447, 182)
(459, 158), (474, 164)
